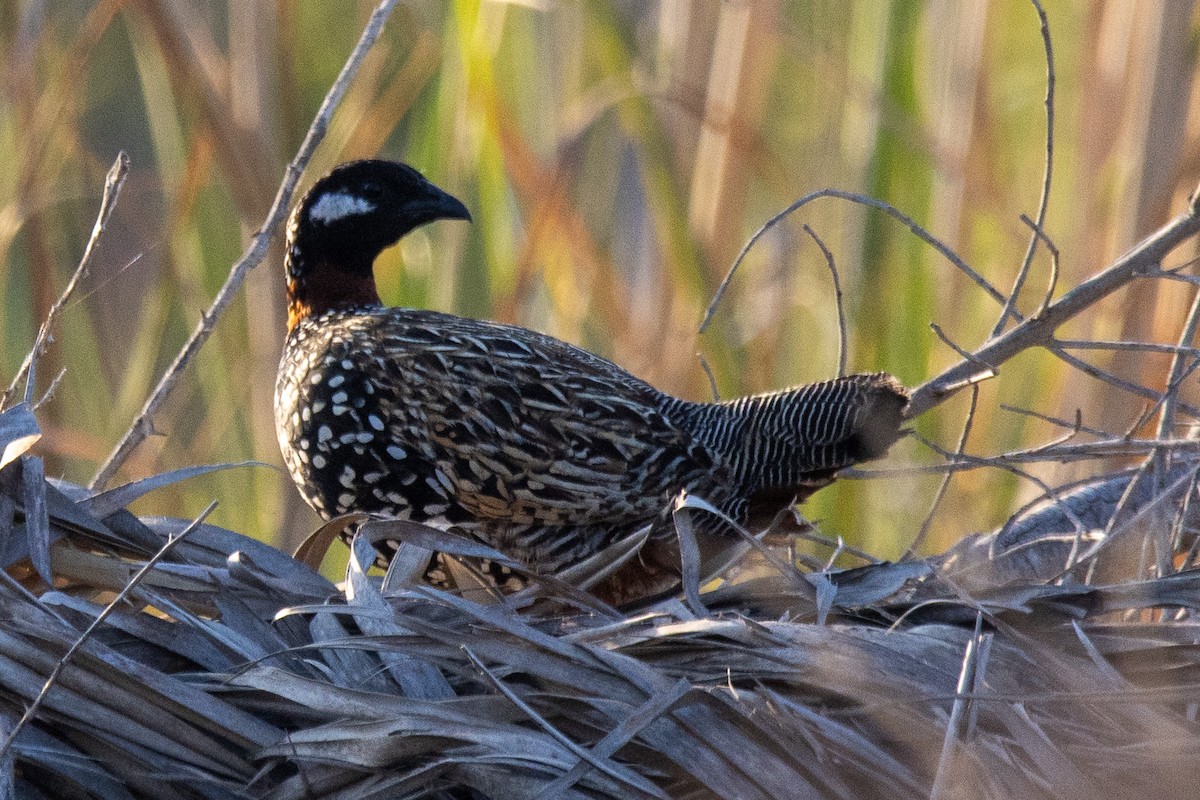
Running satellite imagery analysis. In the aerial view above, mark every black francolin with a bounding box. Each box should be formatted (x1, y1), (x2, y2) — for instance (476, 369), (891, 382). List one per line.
(274, 160), (909, 603)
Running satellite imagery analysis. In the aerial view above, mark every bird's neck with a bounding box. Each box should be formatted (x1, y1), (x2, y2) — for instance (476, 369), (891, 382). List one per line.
(285, 243), (382, 331)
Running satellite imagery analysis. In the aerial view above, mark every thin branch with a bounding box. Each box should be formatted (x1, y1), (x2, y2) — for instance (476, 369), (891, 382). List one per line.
(1158, 284), (1200, 439)
(999, 404), (1111, 438)
(908, 198), (1200, 418)
(1054, 338), (1200, 356)
(0, 500), (216, 759)
(699, 188), (1005, 334)
(696, 353), (720, 402)
(90, 0), (400, 490)
(2, 152), (129, 410)
(861, 436), (1200, 480)
(1022, 212), (1061, 318)
(931, 322), (993, 371)
(802, 224), (847, 376)
(930, 615), (987, 800)
(992, 0), (1055, 335)
(34, 369), (67, 411)
(1136, 356), (1200, 436)
(1048, 344), (1200, 419)
(905, 385), (979, 559)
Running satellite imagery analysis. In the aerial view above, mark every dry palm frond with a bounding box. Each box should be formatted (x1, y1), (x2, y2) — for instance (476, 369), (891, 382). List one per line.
(3, 401), (1200, 800)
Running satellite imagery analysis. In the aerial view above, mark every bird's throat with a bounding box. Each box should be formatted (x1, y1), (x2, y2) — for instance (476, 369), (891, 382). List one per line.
(286, 266), (382, 331)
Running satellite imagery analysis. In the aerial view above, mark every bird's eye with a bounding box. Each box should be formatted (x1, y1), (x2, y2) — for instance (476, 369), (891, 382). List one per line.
(359, 183), (385, 201)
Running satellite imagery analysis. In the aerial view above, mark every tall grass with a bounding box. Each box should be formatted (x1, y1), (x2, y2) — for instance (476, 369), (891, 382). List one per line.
(1, 1), (1197, 564)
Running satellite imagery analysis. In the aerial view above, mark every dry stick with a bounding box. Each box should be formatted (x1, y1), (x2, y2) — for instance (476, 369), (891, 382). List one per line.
(999, 404), (1111, 438)
(909, 197), (1200, 419)
(917, 433), (1089, 527)
(930, 322), (993, 372)
(801, 224), (847, 377)
(930, 614), (987, 800)
(1, 153), (129, 410)
(0, 500), (217, 760)
(1132, 357), (1200, 436)
(90, 0), (400, 491)
(905, 385), (979, 559)
(1054, 339), (1200, 356)
(1022, 212), (1061, 317)
(1046, 344), (1200, 419)
(992, 0), (1055, 336)
(1155, 262), (1200, 282)
(1157, 283), (1200, 438)
(696, 353), (721, 402)
(870, 437), (1200, 479)
(699, 188), (1005, 335)
(34, 369), (67, 410)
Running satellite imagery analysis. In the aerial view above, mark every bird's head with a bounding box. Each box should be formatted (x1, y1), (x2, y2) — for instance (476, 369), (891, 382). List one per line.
(284, 160), (471, 327)
(289, 160), (471, 270)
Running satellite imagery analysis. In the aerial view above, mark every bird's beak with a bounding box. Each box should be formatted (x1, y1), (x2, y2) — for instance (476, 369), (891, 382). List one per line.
(424, 189), (472, 224)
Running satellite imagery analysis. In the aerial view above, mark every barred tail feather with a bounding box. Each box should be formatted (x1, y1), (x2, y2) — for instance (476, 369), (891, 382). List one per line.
(681, 372), (909, 504)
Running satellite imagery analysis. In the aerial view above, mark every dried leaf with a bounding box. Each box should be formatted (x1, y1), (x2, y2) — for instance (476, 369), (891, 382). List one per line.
(0, 404), (40, 471)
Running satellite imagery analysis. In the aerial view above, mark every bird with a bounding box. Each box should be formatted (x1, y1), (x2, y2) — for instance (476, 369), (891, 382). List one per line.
(274, 159), (909, 605)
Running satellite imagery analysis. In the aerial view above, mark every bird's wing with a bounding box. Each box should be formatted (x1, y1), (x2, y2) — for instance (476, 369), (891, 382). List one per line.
(376, 311), (717, 527)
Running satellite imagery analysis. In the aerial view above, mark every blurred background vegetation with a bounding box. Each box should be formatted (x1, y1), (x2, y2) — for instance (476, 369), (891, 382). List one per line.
(2, 0), (1199, 565)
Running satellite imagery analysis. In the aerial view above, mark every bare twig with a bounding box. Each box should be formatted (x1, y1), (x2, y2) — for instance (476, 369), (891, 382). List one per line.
(861, 435), (1200, 482)
(930, 322), (993, 372)
(1158, 284), (1200, 439)
(0, 500), (216, 759)
(999, 404), (1111, 438)
(34, 369), (67, 411)
(930, 614), (988, 800)
(699, 188), (1005, 334)
(90, 0), (400, 490)
(696, 353), (720, 402)
(906, 386), (979, 559)
(1022, 212), (1061, 317)
(910, 201), (1200, 418)
(992, 0), (1055, 335)
(1134, 356), (1200, 436)
(2, 152), (129, 410)
(1048, 344), (1200, 419)
(802, 224), (847, 376)
(1054, 338), (1200, 356)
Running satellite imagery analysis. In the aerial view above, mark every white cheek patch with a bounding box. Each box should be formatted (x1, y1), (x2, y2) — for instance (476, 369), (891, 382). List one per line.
(309, 191), (377, 224)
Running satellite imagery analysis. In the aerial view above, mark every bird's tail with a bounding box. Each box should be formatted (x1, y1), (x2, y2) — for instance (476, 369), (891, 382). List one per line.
(681, 372), (909, 505)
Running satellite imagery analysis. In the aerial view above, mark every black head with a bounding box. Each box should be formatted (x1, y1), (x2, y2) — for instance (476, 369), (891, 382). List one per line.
(287, 160), (471, 278)
(284, 160), (471, 327)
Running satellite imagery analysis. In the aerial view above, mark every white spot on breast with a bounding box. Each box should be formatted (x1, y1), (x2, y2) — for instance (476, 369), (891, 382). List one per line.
(327, 374), (345, 388)
(312, 454), (326, 469)
(318, 425), (332, 443)
(387, 444), (407, 460)
(309, 191), (376, 224)
(331, 391), (348, 405)
(368, 415), (385, 431)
